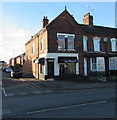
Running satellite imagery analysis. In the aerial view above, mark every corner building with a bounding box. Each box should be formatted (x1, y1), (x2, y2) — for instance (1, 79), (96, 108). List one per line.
(23, 9), (117, 81)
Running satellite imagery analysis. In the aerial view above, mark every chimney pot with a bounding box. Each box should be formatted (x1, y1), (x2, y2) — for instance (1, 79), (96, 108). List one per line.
(42, 16), (49, 28)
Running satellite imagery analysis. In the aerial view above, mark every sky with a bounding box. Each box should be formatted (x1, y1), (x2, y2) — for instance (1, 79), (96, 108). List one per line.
(0, 1), (116, 63)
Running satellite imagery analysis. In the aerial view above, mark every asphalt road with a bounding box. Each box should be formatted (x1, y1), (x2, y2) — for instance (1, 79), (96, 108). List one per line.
(2, 87), (116, 118)
(2, 70), (117, 119)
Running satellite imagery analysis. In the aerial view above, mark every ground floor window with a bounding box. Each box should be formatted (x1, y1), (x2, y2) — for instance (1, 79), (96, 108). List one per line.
(109, 57), (117, 70)
(90, 57), (105, 71)
(60, 63), (76, 75)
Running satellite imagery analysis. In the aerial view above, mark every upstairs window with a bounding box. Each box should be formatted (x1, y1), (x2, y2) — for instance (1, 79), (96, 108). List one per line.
(83, 36), (88, 51)
(57, 35), (65, 50)
(111, 38), (117, 52)
(32, 43), (35, 55)
(93, 37), (100, 51)
(67, 35), (75, 50)
(40, 38), (44, 51)
(57, 33), (75, 51)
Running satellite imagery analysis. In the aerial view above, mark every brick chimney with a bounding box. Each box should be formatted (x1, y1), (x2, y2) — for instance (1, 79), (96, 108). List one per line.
(83, 13), (93, 26)
(42, 16), (49, 28)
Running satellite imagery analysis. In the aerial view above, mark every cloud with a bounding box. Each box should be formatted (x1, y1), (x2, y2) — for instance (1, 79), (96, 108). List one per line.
(0, 15), (32, 63)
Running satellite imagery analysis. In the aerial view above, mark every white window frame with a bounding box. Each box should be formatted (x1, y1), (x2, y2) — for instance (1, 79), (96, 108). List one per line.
(57, 33), (75, 51)
(109, 57), (117, 70)
(67, 35), (75, 51)
(57, 34), (65, 51)
(83, 36), (88, 51)
(111, 38), (117, 52)
(90, 57), (105, 71)
(93, 37), (100, 51)
(40, 38), (44, 52)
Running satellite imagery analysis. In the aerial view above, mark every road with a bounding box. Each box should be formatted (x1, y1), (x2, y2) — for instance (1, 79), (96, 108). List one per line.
(2, 70), (116, 118)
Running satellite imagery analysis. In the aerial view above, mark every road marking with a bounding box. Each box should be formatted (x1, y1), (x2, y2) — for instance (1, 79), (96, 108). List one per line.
(2, 88), (7, 96)
(20, 79), (39, 87)
(26, 100), (108, 115)
(0, 81), (8, 97)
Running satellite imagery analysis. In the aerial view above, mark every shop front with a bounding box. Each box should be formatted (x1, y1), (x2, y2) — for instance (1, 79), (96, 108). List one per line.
(57, 57), (79, 80)
(34, 53), (79, 80)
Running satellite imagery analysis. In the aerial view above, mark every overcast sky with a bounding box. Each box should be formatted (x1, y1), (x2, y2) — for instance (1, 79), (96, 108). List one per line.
(0, 1), (116, 63)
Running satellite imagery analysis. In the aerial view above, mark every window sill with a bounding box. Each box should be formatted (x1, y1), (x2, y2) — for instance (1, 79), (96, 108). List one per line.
(94, 51), (101, 52)
(39, 50), (44, 53)
(91, 70), (105, 72)
(67, 49), (75, 51)
(58, 49), (66, 51)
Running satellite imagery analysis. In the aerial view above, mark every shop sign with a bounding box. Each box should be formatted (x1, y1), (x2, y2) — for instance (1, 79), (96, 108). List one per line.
(58, 57), (78, 63)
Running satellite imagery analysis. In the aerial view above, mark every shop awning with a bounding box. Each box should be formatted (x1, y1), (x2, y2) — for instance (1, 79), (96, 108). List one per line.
(58, 57), (78, 63)
(34, 58), (45, 64)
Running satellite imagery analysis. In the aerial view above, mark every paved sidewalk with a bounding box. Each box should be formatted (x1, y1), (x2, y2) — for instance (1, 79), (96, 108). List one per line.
(20, 78), (117, 91)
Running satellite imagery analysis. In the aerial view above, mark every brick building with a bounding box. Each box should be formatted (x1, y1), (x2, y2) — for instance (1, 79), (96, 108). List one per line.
(23, 9), (117, 81)
(9, 53), (25, 67)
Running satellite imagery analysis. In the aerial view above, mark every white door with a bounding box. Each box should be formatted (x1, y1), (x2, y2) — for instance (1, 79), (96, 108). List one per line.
(84, 58), (87, 76)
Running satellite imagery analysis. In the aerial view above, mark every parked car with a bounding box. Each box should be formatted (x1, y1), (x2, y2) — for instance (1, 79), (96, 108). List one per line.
(5, 67), (12, 73)
(10, 69), (22, 78)
(2, 67), (6, 72)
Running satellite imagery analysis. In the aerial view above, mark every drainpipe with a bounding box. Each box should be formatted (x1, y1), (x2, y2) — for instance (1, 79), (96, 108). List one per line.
(104, 37), (108, 82)
(37, 35), (39, 79)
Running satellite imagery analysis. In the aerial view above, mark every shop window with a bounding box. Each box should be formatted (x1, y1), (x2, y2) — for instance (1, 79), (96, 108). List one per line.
(60, 63), (76, 75)
(111, 38), (117, 52)
(83, 36), (88, 51)
(90, 57), (105, 71)
(93, 37), (100, 51)
(109, 57), (117, 70)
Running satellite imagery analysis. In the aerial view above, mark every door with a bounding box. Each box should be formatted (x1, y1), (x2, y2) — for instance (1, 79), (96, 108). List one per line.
(84, 58), (87, 76)
(48, 61), (54, 78)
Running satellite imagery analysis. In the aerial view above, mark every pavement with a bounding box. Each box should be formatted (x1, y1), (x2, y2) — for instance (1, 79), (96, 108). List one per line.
(2, 70), (117, 97)
(20, 77), (117, 92)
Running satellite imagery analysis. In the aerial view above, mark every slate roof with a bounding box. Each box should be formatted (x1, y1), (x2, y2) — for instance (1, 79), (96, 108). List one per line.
(26, 9), (117, 45)
(79, 24), (117, 36)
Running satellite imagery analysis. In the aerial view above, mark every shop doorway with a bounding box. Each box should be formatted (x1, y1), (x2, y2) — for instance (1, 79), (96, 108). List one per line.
(48, 61), (54, 78)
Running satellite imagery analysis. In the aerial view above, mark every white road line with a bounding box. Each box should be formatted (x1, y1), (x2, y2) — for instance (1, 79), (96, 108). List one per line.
(26, 100), (108, 115)
(0, 80), (7, 96)
(2, 88), (7, 96)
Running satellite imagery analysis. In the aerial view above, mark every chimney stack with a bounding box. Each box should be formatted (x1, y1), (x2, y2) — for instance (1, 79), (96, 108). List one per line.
(42, 16), (49, 28)
(83, 13), (93, 26)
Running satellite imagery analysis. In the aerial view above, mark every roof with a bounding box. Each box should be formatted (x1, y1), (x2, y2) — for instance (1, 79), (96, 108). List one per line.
(26, 9), (117, 45)
(79, 24), (117, 36)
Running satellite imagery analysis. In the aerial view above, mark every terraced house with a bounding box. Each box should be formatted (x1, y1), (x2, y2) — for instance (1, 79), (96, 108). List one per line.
(23, 8), (117, 81)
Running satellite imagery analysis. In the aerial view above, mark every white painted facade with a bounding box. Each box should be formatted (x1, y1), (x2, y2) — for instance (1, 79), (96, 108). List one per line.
(39, 53), (79, 76)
